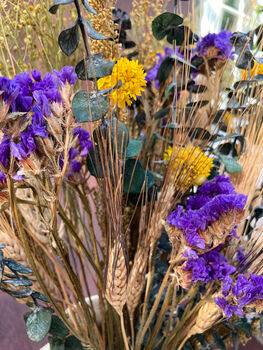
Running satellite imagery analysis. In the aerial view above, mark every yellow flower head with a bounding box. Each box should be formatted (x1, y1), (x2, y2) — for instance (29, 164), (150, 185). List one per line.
(97, 57), (147, 109)
(242, 61), (263, 80)
(164, 145), (214, 188)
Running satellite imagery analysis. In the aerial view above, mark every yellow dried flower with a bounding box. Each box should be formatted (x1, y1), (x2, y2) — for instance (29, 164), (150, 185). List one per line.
(242, 61), (263, 79)
(164, 145), (213, 187)
(97, 57), (147, 109)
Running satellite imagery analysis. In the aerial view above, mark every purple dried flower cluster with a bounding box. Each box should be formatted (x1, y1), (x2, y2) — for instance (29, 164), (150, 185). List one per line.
(167, 175), (247, 249)
(0, 67), (91, 181)
(145, 47), (173, 89)
(184, 247), (235, 284)
(195, 30), (234, 60)
(215, 274), (263, 318)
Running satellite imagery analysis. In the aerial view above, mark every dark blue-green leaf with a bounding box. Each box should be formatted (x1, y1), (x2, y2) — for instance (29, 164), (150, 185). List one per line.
(125, 139), (142, 158)
(123, 159), (146, 193)
(2, 278), (32, 287)
(49, 0), (73, 14)
(75, 54), (114, 80)
(26, 309), (52, 342)
(49, 315), (69, 338)
(58, 21), (79, 56)
(82, 0), (97, 14)
(49, 337), (65, 350)
(233, 318), (252, 337)
(157, 56), (174, 84)
(65, 336), (83, 350)
(4, 258), (32, 274)
(152, 12), (183, 40)
(72, 91), (108, 122)
(84, 19), (107, 40)
(154, 107), (171, 120)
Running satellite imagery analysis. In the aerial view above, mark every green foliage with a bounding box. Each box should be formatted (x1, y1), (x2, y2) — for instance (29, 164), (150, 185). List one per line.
(125, 139), (143, 158)
(154, 107), (171, 120)
(157, 56), (174, 84)
(26, 308), (52, 342)
(49, 315), (70, 338)
(152, 12), (183, 40)
(58, 21), (80, 56)
(218, 154), (243, 173)
(75, 54), (115, 80)
(72, 91), (109, 122)
(123, 159), (154, 193)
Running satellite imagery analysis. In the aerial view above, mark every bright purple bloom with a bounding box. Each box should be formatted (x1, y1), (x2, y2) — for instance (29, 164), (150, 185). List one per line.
(53, 66), (78, 86)
(145, 47), (173, 89)
(73, 127), (93, 157)
(214, 297), (243, 318)
(167, 176), (246, 249)
(185, 249), (236, 284)
(195, 30), (234, 60)
(11, 130), (36, 160)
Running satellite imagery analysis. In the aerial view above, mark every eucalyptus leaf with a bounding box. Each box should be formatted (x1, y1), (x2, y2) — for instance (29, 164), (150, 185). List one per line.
(49, 337), (65, 350)
(2, 278), (32, 287)
(218, 154), (243, 173)
(4, 258), (32, 274)
(125, 139), (142, 158)
(49, 0), (73, 14)
(26, 309), (52, 342)
(84, 19), (108, 40)
(75, 54), (114, 80)
(260, 312), (263, 334)
(157, 56), (175, 84)
(167, 25), (198, 45)
(49, 315), (69, 338)
(72, 91), (108, 122)
(65, 336), (83, 350)
(81, 0), (97, 14)
(123, 159), (146, 193)
(2, 286), (32, 298)
(58, 21), (80, 56)
(152, 12), (183, 40)
(154, 107), (171, 120)
(32, 291), (49, 302)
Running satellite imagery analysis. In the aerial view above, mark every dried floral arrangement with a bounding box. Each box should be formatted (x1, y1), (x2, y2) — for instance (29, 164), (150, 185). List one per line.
(0, 0), (263, 349)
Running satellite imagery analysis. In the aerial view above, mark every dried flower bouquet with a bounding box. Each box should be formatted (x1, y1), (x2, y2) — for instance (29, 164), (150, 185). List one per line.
(0, 0), (263, 349)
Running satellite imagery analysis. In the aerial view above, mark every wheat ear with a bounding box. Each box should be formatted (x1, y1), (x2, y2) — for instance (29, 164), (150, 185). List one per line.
(105, 241), (128, 316)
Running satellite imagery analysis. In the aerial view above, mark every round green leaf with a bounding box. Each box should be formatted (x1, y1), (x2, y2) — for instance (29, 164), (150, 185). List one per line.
(125, 139), (142, 158)
(218, 154), (243, 173)
(58, 21), (80, 56)
(49, 315), (69, 338)
(49, 337), (65, 350)
(152, 12), (183, 40)
(123, 159), (146, 193)
(75, 54), (114, 80)
(65, 336), (83, 350)
(26, 309), (52, 342)
(110, 118), (129, 156)
(72, 91), (108, 122)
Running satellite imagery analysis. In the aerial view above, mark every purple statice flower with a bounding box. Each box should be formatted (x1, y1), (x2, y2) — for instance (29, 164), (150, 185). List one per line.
(0, 136), (11, 182)
(53, 66), (78, 86)
(11, 130), (36, 161)
(195, 30), (234, 60)
(236, 247), (247, 269)
(145, 47), (173, 89)
(0, 77), (19, 105)
(167, 179), (246, 250)
(182, 248), (198, 259)
(73, 127), (93, 157)
(214, 297), (243, 318)
(185, 249), (236, 284)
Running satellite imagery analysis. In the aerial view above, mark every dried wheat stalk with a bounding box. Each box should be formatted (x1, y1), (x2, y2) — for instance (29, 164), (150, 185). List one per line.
(105, 241), (127, 316)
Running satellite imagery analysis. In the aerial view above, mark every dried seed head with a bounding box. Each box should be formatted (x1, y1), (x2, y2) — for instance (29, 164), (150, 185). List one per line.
(127, 245), (148, 316)
(105, 241), (127, 315)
